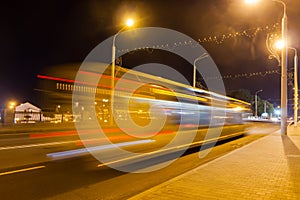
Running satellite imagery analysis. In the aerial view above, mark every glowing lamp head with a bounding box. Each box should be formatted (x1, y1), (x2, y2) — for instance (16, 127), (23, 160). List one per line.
(275, 40), (285, 50)
(126, 18), (134, 27)
(8, 101), (16, 109)
(245, 0), (260, 4)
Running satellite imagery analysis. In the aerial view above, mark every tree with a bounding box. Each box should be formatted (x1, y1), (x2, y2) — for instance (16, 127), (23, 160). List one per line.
(227, 89), (252, 103)
(228, 89), (274, 117)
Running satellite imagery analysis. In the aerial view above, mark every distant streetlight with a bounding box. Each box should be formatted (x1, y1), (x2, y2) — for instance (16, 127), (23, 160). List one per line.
(275, 109), (281, 118)
(255, 89), (263, 118)
(112, 18), (135, 77)
(246, 0), (288, 134)
(193, 53), (209, 88)
(8, 101), (16, 109)
(111, 18), (135, 125)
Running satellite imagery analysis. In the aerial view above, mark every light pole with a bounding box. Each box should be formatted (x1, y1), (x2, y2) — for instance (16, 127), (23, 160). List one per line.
(276, 0), (288, 134)
(110, 18), (134, 125)
(193, 53), (208, 88)
(273, 43), (298, 127)
(245, 0), (288, 134)
(289, 47), (298, 127)
(255, 89), (263, 118)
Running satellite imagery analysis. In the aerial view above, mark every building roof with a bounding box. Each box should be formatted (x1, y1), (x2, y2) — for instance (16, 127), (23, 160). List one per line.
(15, 102), (41, 112)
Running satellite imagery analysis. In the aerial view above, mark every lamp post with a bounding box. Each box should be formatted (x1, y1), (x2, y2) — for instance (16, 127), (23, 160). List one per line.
(276, 0), (288, 134)
(193, 53), (208, 88)
(110, 18), (134, 125)
(255, 89), (263, 118)
(289, 47), (298, 127)
(273, 43), (298, 127)
(245, 0), (288, 134)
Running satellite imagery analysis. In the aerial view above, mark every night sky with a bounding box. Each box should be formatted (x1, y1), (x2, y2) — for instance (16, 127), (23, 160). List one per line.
(1, 0), (300, 108)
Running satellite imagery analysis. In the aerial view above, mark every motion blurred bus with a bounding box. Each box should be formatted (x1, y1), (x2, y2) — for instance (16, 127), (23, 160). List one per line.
(36, 63), (251, 127)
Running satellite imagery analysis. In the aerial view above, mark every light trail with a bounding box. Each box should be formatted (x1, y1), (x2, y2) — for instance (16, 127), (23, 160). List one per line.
(0, 165), (45, 176)
(47, 139), (155, 160)
(97, 131), (247, 167)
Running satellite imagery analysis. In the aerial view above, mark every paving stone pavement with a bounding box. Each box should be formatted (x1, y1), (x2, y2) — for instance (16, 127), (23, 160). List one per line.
(129, 126), (300, 200)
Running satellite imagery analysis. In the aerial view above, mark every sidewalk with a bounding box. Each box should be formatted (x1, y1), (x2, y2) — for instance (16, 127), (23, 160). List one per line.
(129, 126), (300, 199)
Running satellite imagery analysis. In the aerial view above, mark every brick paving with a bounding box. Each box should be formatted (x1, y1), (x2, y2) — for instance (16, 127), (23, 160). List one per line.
(129, 126), (300, 200)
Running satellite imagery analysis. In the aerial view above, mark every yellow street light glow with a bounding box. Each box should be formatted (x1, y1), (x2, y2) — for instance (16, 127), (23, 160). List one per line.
(245, 0), (260, 4)
(126, 18), (134, 27)
(275, 39), (285, 50)
(8, 101), (16, 109)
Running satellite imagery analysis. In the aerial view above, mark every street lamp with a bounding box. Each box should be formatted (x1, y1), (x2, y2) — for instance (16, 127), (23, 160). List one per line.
(111, 18), (134, 125)
(193, 53), (209, 88)
(244, 0), (260, 4)
(274, 43), (298, 127)
(8, 101), (16, 109)
(112, 18), (135, 85)
(246, 0), (288, 134)
(289, 47), (298, 127)
(275, 40), (285, 50)
(255, 89), (263, 118)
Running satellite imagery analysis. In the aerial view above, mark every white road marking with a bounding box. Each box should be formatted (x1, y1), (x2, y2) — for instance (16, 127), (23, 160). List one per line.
(0, 140), (78, 150)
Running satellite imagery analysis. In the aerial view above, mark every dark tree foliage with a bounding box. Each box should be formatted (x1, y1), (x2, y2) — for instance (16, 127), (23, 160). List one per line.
(227, 89), (252, 103)
(228, 89), (274, 117)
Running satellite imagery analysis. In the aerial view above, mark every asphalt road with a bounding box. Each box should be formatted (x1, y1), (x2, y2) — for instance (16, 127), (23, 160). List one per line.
(0, 122), (279, 200)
